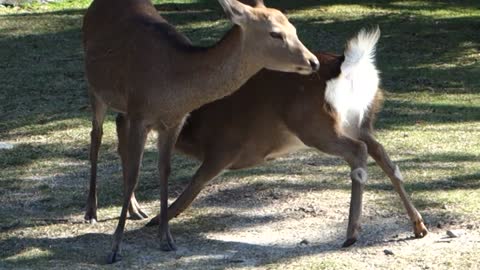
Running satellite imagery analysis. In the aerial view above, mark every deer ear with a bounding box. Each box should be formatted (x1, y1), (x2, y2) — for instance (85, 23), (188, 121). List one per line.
(217, 0), (252, 26)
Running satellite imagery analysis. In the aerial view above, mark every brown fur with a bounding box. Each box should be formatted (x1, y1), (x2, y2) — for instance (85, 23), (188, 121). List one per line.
(176, 52), (348, 168)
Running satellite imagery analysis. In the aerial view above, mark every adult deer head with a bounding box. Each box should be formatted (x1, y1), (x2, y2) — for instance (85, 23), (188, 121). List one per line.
(218, 0), (319, 74)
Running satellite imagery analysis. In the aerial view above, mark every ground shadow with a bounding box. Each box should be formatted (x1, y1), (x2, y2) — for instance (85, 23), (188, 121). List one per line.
(0, 209), (442, 268)
(1, 145), (477, 232)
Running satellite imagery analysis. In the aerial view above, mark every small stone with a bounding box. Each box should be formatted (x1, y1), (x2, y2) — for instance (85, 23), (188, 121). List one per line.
(436, 223), (443, 229)
(383, 249), (394, 256)
(466, 224), (474, 230)
(299, 239), (309, 246)
(446, 230), (464, 238)
(269, 190), (280, 200)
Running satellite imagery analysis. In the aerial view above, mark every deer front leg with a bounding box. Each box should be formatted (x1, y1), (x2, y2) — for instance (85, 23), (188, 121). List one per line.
(85, 94), (107, 224)
(116, 113), (148, 220)
(360, 132), (428, 238)
(108, 118), (148, 264)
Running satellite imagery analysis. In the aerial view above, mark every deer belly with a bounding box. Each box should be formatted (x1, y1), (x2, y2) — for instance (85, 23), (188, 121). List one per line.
(265, 132), (306, 160)
(228, 131), (306, 170)
(90, 89), (127, 113)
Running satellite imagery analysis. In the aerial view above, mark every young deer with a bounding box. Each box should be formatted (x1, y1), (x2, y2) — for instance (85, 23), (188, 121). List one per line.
(145, 28), (428, 246)
(82, 0), (318, 263)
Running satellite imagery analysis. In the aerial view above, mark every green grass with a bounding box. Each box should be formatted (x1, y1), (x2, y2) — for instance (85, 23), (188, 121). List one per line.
(0, 0), (479, 269)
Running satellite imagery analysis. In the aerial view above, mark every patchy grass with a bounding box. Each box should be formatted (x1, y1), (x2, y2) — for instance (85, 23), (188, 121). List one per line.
(1, 0), (479, 269)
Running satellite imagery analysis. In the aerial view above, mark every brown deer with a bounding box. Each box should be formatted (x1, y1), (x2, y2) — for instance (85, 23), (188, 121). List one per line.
(82, 0), (319, 263)
(145, 28), (428, 246)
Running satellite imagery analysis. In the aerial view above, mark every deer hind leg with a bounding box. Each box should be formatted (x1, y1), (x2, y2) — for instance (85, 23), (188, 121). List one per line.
(299, 129), (368, 247)
(146, 153), (232, 227)
(301, 131), (367, 247)
(85, 93), (107, 224)
(360, 131), (428, 238)
(329, 138), (368, 247)
(116, 113), (148, 220)
(108, 118), (148, 264)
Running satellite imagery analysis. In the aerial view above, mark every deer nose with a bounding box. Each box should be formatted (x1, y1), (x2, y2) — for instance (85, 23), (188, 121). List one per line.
(309, 58), (320, 71)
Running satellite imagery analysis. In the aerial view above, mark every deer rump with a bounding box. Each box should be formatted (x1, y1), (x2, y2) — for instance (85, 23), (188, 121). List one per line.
(175, 29), (382, 168)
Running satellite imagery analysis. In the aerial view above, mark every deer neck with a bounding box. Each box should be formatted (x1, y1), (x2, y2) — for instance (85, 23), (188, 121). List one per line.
(179, 25), (262, 110)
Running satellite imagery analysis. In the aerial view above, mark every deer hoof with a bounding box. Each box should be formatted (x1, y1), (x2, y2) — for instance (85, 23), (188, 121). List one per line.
(128, 210), (148, 220)
(129, 202), (149, 220)
(160, 231), (177, 251)
(146, 215), (161, 227)
(342, 238), (357, 248)
(161, 241), (177, 252)
(88, 218), (97, 225)
(84, 215), (97, 225)
(106, 251), (122, 264)
(413, 220), (428, 238)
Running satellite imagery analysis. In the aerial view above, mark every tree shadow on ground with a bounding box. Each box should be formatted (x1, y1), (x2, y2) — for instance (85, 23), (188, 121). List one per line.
(0, 210), (443, 268)
(1, 147), (477, 232)
(1, 1), (479, 136)
(377, 99), (480, 129)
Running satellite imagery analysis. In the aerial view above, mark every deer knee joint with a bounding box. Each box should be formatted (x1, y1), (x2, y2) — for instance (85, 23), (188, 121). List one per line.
(350, 168), (367, 185)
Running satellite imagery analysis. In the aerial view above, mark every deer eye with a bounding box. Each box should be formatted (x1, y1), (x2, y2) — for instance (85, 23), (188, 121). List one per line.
(270, 32), (284, 40)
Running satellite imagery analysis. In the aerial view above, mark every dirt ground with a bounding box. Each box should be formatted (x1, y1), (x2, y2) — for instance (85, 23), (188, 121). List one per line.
(1, 150), (479, 269)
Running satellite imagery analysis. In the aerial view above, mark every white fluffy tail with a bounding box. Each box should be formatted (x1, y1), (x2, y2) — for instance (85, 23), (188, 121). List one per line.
(325, 27), (381, 132)
(342, 27), (380, 75)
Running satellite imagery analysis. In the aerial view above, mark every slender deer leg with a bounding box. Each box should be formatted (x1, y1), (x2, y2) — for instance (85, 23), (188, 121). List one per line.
(146, 154), (232, 226)
(156, 124), (184, 251)
(116, 113), (148, 220)
(360, 132), (428, 238)
(343, 165), (368, 247)
(298, 128), (368, 247)
(85, 93), (107, 224)
(108, 118), (147, 264)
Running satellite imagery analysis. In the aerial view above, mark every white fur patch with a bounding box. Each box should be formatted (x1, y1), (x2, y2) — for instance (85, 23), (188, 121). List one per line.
(394, 165), (404, 182)
(325, 28), (381, 136)
(350, 168), (368, 184)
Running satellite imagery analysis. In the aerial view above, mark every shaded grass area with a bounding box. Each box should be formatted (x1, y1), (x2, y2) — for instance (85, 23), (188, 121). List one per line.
(1, 0), (479, 269)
